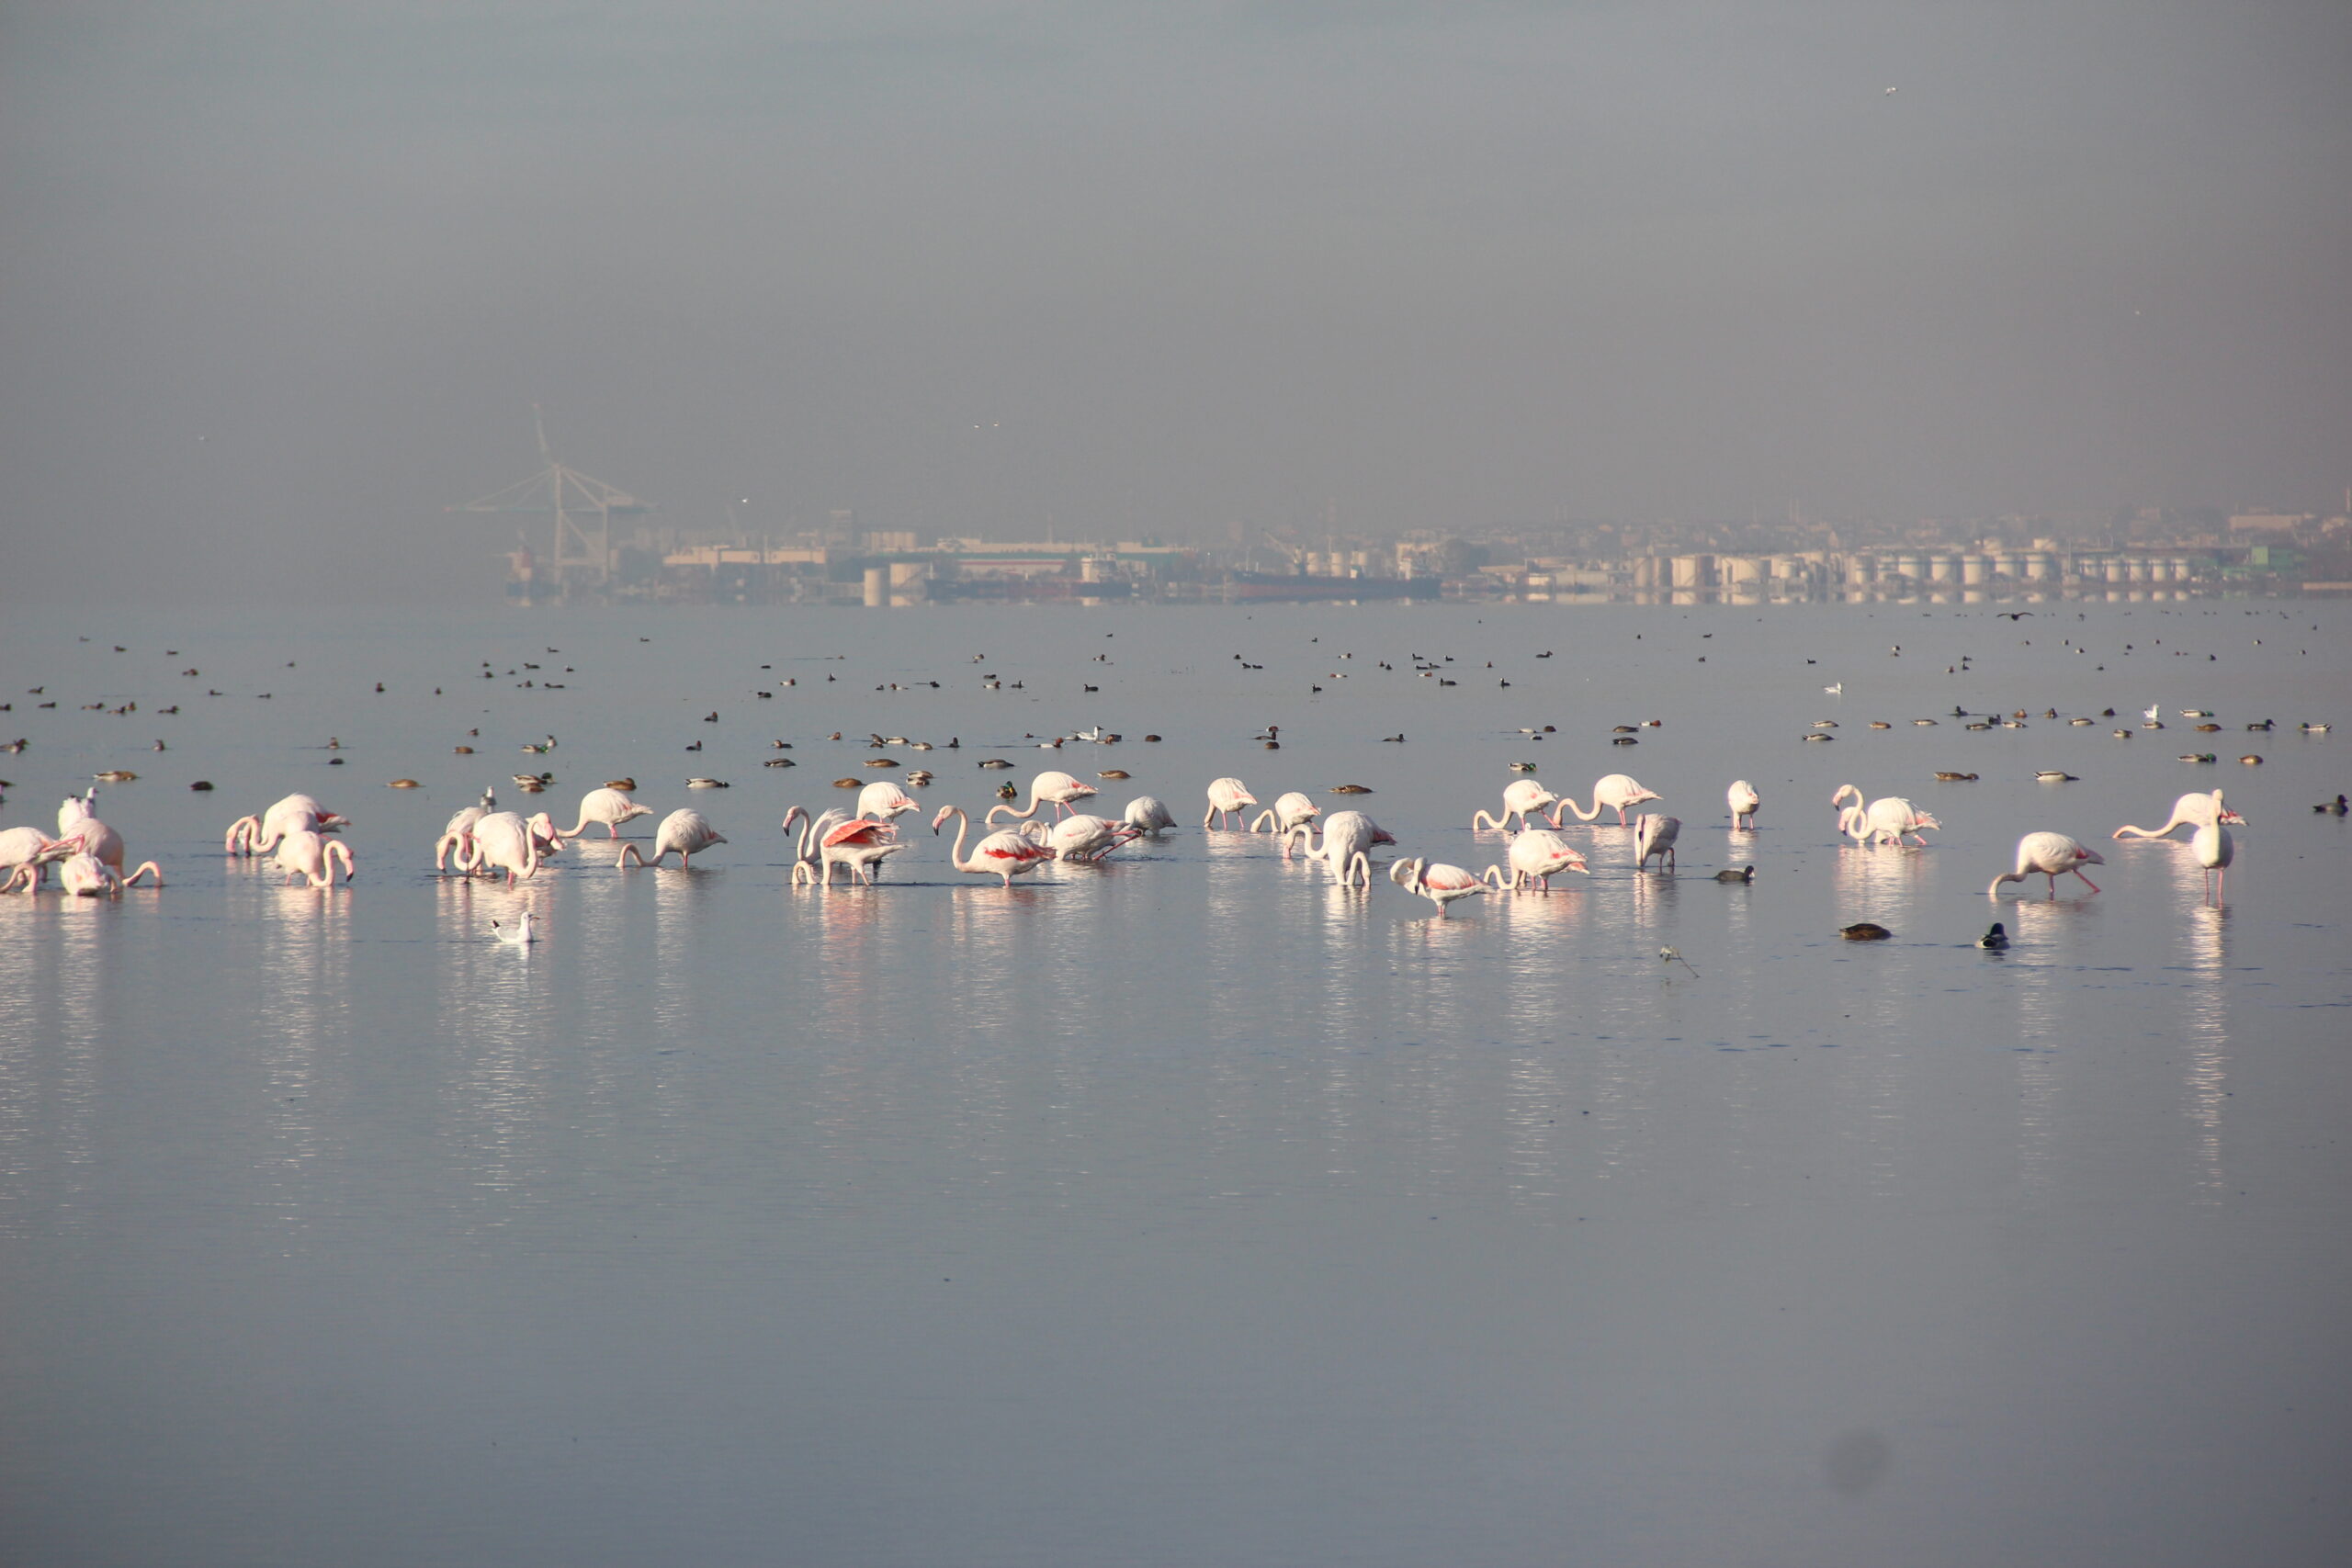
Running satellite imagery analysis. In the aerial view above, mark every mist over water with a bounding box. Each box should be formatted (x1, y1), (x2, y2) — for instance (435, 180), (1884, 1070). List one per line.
(2, 599), (2347, 1566)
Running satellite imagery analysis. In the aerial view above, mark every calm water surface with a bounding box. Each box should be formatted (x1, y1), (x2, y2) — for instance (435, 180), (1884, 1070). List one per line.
(3, 600), (2347, 1566)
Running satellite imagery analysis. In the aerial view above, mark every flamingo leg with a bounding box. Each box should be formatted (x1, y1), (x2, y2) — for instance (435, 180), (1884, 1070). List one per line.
(2074, 869), (2101, 894)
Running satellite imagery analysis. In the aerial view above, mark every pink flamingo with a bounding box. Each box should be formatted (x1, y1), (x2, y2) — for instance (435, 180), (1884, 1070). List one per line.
(1203, 777), (1258, 829)
(986, 771), (1096, 823)
(1550, 774), (1661, 827)
(1481, 829), (1589, 891)
(1390, 856), (1488, 918)
(1727, 780), (1760, 829)
(1473, 778), (1560, 832)
(617, 808), (726, 869)
(2112, 789), (2245, 840)
(463, 811), (550, 885)
(2192, 820), (2234, 903)
(793, 818), (904, 886)
(1634, 814), (1681, 872)
(562, 786), (653, 839)
(933, 804), (1056, 887)
(272, 829), (355, 887)
(1987, 832), (2105, 898)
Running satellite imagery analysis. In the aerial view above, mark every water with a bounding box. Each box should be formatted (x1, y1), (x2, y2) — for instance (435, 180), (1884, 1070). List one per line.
(3, 599), (2347, 1567)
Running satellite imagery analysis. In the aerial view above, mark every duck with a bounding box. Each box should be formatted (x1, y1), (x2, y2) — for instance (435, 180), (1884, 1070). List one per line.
(388, 779), (422, 789)
(1933, 772), (1979, 782)
(2179, 753), (2217, 764)
(2239, 755), (2264, 766)
(1713, 866), (1755, 884)
(605, 777), (637, 791)
(1977, 922), (2009, 951)
(687, 777), (731, 789)
(2316, 795), (2348, 816)
(1839, 923), (1893, 942)
(2036, 771), (2078, 783)
(1329, 784), (1375, 795)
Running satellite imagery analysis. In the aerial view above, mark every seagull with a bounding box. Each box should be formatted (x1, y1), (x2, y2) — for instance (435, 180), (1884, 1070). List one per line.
(491, 911), (537, 946)
(1825, 682), (1843, 696)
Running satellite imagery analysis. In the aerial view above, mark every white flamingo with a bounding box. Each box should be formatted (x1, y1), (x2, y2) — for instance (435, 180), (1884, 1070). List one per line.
(1390, 856), (1488, 918)
(857, 781), (922, 823)
(1481, 829), (1589, 891)
(1832, 784), (1939, 847)
(933, 804), (1056, 887)
(1726, 780), (1760, 829)
(462, 811), (548, 886)
(1287, 810), (1393, 886)
(435, 788), (500, 870)
(58, 849), (163, 896)
(1022, 813), (1141, 863)
(1, 825), (80, 893)
(782, 805), (855, 883)
(2192, 820), (2234, 903)
(986, 771), (1096, 823)
(1472, 778), (1560, 832)
(1203, 777), (1258, 829)
(272, 829), (355, 887)
(1987, 832), (2105, 898)
(1634, 814), (1681, 872)
(793, 818), (904, 886)
(227, 794), (346, 855)
(1250, 791), (1320, 835)
(617, 809), (726, 868)
(2112, 789), (2245, 840)
(561, 786), (652, 839)
(1550, 774), (1661, 827)
(1123, 795), (1177, 837)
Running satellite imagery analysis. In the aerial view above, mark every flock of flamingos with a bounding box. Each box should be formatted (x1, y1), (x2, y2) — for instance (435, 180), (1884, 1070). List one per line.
(1, 751), (2255, 927)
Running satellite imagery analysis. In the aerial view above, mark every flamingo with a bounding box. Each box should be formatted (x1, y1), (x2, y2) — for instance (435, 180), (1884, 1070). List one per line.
(783, 804), (859, 883)
(933, 804), (1056, 887)
(58, 788), (96, 837)
(985, 771), (1096, 823)
(463, 810), (553, 885)
(1390, 856), (1488, 918)
(435, 789), (501, 871)
(561, 786), (653, 839)
(1022, 812), (1141, 863)
(1203, 777), (1258, 829)
(1, 825), (80, 893)
(1987, 832), (2105, 898)
(1250, 791), (1320, 836)
(617, 809), (726, 868)
(1831, 784), (1939, 847)
(793, 818), (904, 886)
(1287, 810), (1394, 886)
(58, 850), (163, 896)
(1634, 814), (1681, 872)
(1480, 829), (1589, 891)
(2111, 789), (2245, 840)
(2192, 820), (2234, 903)
(1472, 778), (1560, 832)
(857, 780), (922, 823)
(56, 814), (130, 874)
(1122, 795), (1177, 837)
(1550, 774), (1661, 827)
(1726, 780), (1760, 829)
(272, 829), (355, 887)
(227, 794), (347, 855)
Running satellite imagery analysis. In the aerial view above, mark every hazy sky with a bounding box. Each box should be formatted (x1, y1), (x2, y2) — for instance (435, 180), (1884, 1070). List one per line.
(4, 1), (2347, 603)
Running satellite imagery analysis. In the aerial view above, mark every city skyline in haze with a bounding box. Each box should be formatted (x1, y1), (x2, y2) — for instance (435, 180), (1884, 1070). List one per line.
(4, 2), (2347, 604)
